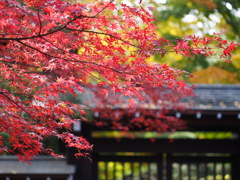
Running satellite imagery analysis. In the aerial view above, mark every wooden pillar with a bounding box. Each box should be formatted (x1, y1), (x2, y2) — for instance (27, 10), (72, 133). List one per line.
(157, 153), (163, 180)
(166, 153), (172, 180)
(232, 132), (240, 180)
(73, 157), (92, 180)
(67, 122), (93, 180)
(92, 153), (99, 180)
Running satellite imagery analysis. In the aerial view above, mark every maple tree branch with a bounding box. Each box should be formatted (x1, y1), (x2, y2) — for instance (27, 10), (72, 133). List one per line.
(0, 59), (38, 69)
(89, 0), (114, 18)
(40, 37), (65, 54)
(17, 40), (134, 75)
(65, 27), (140, 49)
(0, 92), (34, 119)
(0, 16), (84, 41)
(0, 0), (114, 41)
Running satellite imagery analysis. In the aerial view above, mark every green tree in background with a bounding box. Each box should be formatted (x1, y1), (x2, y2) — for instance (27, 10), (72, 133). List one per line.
(151, 0), (240, 83)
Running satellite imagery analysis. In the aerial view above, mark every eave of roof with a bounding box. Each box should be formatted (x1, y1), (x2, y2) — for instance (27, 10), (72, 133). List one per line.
(0, 156), (75, 175)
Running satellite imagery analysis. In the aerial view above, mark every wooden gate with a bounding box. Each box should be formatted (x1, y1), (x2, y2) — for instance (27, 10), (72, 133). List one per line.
(92, 153), (235, 180)
(93, 154), (162, 180)
(166, 154), (234, 180)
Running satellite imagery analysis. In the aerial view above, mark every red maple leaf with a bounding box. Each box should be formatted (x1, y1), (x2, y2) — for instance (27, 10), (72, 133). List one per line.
(0, 0), (238, 161)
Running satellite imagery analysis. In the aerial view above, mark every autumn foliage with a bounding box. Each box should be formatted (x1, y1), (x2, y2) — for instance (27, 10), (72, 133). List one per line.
(0, 0), (239, 160)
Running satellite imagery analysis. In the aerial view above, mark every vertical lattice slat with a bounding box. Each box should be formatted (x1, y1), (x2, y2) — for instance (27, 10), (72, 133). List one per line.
(105, 161), (108, 180)
(205, 163), (208, 180)
(179, 163), (182, 180)
(197, 164), (200, 180)
(139, 162), (142, 180)
(122, 162), (125, 180)
(131, 162), (134, 180)
(213, 162), (217, 180)
(222, 163), (225, 180)
(113, 161), (116, 180)
(187, 163), (191, 180)
(148, 162), (151, 180)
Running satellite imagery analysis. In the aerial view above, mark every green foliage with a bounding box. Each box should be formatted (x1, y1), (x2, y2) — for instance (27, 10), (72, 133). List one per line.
(155, 0), (240, 38)
(214, 0), (240, 39)
(156, 1), (191, 21)
(152, 0), (240, 83)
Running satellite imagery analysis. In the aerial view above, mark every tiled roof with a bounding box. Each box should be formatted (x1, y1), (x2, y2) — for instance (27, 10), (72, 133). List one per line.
(185, 84), (240, 110)
(70, 84), (240, 111)
(0, 156), (75, 175)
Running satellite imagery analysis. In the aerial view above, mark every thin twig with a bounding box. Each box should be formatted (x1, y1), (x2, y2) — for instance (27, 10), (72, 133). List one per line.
(40, 37), (65, 54)
(65, 28), (140, 49)
(0, 15), (84, 41)
(37, 9), (42, 36)
(0, 92), (34, 119)
(17, 40), (134, 75)
(0, 0), (114, 41)
(89, 0), (114, 18)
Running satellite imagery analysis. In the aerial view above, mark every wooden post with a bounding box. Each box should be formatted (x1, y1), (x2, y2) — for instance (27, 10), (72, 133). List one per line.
(232, 132), (240, 180)
(73, 157), (92, 180)
(67, 122), (93, 180)
(157, 153), (163, 180)
(92, 153), (99, 180)
(166, 153), (172, 180)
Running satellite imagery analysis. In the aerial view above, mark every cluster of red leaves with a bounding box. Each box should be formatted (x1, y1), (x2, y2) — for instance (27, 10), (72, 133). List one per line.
(0, 0), (239, 160)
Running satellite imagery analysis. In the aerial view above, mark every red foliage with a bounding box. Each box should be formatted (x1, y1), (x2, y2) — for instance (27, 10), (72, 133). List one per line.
(0, 0), (239, 160)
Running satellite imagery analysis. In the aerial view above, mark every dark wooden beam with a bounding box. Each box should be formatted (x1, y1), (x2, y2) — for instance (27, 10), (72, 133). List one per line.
(92, 109), (240, 132)
(181, 113), (240, 131)
(92, 138), (240, 153)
